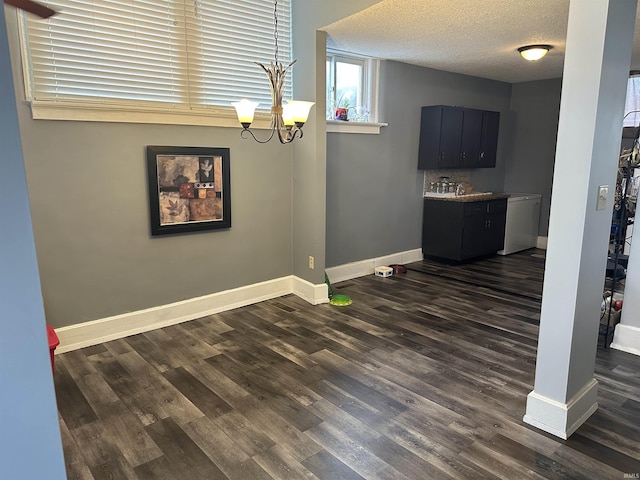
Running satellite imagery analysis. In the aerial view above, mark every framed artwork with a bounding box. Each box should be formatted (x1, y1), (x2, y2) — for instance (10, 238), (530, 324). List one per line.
(146, 146), (231, 236)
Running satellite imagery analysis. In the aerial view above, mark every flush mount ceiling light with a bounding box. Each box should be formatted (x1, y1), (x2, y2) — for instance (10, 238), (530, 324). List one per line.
(232, 0), (314, 144)
(518, 45), (552, 61)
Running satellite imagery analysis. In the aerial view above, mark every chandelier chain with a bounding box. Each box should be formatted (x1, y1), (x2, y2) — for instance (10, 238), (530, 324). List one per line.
(232, 0), (313, 144)
(273, 0), (279, 63)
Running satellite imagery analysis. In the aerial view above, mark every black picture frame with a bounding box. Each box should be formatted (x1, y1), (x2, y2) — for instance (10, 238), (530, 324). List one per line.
(146, 146), (231, 236)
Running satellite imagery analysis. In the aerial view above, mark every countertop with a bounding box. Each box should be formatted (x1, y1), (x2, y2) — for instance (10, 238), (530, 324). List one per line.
(423, 192), (510, 202)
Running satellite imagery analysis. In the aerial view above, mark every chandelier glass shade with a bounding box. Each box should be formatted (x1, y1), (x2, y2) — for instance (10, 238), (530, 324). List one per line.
(232, 1), (314, 144)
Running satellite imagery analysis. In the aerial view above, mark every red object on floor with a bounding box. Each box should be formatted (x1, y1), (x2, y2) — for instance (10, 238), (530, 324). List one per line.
(46, 325), (60, 374)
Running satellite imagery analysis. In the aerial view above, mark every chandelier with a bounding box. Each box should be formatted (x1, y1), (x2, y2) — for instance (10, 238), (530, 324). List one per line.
(232, 0), (314, 144)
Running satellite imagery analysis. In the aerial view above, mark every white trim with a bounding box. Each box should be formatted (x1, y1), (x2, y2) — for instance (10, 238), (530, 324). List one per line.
(54, 275), (325, 354)
(325, 249), (423, 284)
(611, 323), (640, 356)
(27, 100), (274, 129)
(326, 120), (388, 134)
(537, 236), (548, 249)
(292, 277), (330, 305)
(523, 378), (598, 439)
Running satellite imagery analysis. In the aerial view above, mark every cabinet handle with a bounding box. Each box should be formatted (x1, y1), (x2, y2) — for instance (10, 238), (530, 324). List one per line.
(480, 152), (485, 159)
(488, 219), (491, 228)
(461, 152), (466, 160)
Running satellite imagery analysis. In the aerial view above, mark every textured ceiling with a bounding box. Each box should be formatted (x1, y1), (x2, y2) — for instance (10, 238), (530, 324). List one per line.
(322, 0), (640, 84)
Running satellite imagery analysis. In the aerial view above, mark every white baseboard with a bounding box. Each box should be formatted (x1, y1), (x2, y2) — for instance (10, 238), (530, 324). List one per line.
(537, 236), (548, 249)
(325, 248), (423, 284)
(611, 323), (640, 356)
(51, 248), (428, 354)
(54, 275), (327, 354)
(523, 378), (598, 439)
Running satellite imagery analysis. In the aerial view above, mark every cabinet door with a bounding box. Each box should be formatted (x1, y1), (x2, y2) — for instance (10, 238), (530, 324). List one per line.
(418, 106), (444, 169)
(460, 199), (507, 259)
(461, 215), (491, 259)
(479, 110), (500, 168)
(438, 107), (463, 168)
(484, 198), (507, 251)
(485, 213), (506, 252)
(422, 200), (464, 259)
(459, 108), (483, 168)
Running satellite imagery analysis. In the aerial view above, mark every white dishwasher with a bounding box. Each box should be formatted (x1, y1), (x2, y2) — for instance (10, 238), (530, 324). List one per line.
(497, 193), (542, 255)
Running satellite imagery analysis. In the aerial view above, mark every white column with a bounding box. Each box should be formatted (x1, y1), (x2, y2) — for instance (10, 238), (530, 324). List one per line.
(0, 7), (66, 478)
(523, 0), (637, 439)
(611, 227), (640, 354)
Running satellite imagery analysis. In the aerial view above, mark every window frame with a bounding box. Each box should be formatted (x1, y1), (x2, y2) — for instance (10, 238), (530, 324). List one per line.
(325, 48), (385, 134)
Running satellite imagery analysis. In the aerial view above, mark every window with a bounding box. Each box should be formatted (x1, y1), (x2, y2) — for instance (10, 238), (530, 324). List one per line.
(326, 50), (379, 123)
(624, 75), (640, 127)
(18, 0), (291, 125)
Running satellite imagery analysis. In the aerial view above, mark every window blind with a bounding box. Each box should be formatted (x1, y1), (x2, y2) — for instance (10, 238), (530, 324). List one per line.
(21, 0), (292, 114)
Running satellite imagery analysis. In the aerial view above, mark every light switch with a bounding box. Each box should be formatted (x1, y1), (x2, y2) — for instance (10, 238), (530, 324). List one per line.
(597, 185), (608, 210)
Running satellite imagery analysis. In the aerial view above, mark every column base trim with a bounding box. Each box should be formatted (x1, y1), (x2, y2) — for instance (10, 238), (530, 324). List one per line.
(292, 276), (330, 305)
(536, 236), (548, 249)
(523, 378), (598, 439)
(611, 323), (640, 356)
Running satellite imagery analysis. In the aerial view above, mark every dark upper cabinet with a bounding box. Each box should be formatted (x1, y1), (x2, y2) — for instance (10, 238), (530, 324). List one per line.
(459, 108), (483, 168)
(438, 107), (463, 168)
(479, 110), (500, 168)
(418, 105), (500, 169)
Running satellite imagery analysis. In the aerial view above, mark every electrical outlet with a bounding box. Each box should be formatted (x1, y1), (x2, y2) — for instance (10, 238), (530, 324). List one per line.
(308, 256), (314, 269)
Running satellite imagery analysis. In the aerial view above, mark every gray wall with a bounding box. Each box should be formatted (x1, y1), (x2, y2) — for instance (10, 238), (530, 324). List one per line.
(326, 60), (512, 267)
(6, 0), (385, 328)
(7, 14), (292, 329)
(504, 79), (563, 236)
(7, 0), (564, 331)
(0, 6), (66, 476)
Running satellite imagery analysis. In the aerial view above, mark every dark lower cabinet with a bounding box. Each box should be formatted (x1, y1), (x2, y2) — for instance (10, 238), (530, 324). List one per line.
(422, 198), (507, 261)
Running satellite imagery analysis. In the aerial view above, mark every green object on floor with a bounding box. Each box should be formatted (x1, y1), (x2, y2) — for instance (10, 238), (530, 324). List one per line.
(330, 294), (352, 306)
(325, 271), (352, 306)
(325, 272), (333, 298)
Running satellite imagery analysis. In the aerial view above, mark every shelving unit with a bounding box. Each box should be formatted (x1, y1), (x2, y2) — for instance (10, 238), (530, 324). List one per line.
(601, 128), (639, 347)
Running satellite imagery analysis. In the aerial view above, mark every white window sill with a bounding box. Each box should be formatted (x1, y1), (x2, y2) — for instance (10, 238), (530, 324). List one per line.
(326, 120), (388, 135)
(25, 100), (276, 129)
(25, 100), (389, 135)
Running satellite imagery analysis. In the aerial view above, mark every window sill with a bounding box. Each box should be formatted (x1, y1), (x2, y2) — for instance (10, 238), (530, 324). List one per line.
(326, 120), (388, 135)
(25, 100), (276, 129)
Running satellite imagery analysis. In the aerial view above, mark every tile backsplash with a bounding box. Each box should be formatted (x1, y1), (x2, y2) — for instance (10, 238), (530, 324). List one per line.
(423, 169), (471, 194)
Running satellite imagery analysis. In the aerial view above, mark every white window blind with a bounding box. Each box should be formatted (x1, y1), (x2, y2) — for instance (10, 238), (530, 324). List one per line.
(20, 0), (291, 117)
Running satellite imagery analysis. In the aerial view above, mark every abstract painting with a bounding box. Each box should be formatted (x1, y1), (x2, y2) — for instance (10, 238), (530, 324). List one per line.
(146, 146), (231, 235)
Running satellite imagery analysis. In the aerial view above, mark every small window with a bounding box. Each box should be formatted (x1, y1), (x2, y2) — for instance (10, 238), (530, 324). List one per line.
(326, 50), (379, 123)
(624, 75), (640, 127)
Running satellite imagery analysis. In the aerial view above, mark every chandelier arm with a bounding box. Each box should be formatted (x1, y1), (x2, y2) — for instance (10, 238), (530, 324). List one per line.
(276, 128), (301, 144)
(282, 59), (297, 73)
(240, 126), (277, 144)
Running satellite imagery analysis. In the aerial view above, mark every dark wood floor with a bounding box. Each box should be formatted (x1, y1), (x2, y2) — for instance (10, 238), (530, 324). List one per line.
(54, 249), (640, 479)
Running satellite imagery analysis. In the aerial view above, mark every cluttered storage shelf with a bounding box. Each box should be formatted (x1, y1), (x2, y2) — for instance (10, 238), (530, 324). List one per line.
(601, 126), (639, 346)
